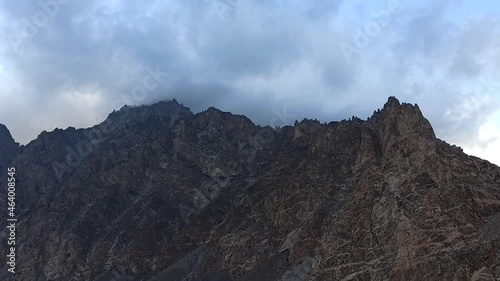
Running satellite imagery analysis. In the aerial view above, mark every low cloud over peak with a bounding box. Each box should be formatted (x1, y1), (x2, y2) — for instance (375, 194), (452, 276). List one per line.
(0, 0), (499, 165)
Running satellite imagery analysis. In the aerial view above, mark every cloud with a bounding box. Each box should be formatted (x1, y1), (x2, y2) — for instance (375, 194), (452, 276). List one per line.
(0, 0), (499, 165)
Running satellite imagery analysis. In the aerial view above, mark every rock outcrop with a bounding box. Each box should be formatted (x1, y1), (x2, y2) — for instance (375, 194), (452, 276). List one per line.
(0, 97), (499, 281)
(0, 123), (19, 171)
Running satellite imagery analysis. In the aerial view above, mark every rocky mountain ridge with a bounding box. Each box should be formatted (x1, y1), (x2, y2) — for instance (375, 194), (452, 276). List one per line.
(0, 97), (499, 281)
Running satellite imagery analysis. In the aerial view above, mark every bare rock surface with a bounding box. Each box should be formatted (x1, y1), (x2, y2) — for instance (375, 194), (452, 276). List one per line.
(0, 97), (499, 280)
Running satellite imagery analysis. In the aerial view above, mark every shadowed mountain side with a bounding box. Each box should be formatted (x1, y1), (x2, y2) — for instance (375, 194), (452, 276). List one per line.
(0, 97), (499, 281)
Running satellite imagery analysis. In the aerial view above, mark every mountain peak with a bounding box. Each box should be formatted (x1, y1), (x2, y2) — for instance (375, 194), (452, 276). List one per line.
(384, 96), (401, 108)
(0, 123), (16, 144)
(368, 96), (436, 155)
(106, 99), (192, 125)
(373, 97), (432, 129)
(0, 123), (19, 168)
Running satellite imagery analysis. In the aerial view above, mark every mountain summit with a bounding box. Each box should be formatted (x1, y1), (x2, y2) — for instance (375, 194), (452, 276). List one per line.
(1, 97), (499, 281)
(0, 123), (19, 170)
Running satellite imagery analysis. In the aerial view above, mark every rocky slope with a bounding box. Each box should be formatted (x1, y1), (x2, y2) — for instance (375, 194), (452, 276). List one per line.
(0, 97), (499, 281)
(0, 124), (19, 173)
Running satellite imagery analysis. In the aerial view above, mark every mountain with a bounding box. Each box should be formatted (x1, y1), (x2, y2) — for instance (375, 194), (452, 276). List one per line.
(0, 124), (19, 170)
(0, 97), (499, 281)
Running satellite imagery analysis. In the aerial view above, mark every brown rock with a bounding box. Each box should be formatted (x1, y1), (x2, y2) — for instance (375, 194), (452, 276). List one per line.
(0, 97), (499, 281)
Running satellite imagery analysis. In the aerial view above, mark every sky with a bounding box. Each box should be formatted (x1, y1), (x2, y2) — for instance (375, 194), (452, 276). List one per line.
(0, 0), (499, 165)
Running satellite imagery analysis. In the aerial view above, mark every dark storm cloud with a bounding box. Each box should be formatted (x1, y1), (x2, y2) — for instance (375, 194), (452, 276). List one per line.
(0, 0), (499, 164)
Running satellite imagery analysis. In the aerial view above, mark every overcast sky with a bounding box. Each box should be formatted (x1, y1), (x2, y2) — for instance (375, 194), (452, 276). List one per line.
(0, 0), (499, 165)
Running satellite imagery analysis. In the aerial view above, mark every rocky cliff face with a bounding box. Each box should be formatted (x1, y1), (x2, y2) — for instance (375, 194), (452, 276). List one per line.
(0, 124), (19, 171)
(0, 97), (499, 281)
